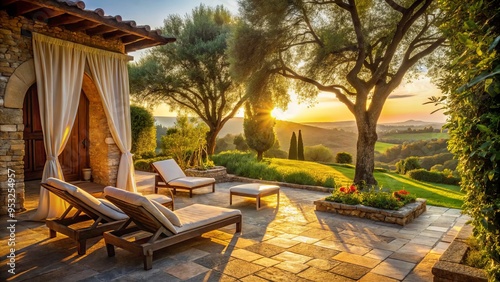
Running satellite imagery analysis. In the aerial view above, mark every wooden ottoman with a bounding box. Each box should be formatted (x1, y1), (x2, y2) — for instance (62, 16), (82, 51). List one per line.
(229, 183), (280, 210)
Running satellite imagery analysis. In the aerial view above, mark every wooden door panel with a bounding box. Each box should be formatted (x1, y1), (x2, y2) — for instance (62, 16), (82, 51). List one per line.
(24, 85), (89, 181)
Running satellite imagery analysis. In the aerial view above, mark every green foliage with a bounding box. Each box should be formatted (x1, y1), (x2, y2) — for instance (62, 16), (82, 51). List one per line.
(230, 0), (446, 186)
(212, 151), (339, 187)
(288, 131), (297, 160)
(264, 148), (288, 159)
(407, 169), (460, 185)
(335, 152), (353, 164)
(130, 105), (156, 157)
(133, 156), (170, 172)
(304, 145), (334, 162)
(326, 186), (416, 210)
(129, 5), (246, 155)
(376, 139), (450, 163)
(395, 156), (421, 175)
(331, 164), (465, 209)
(432, 0), (500, 278)
(215, 134), (236, 153)
(297, 130), (304, 161)
(243, 100), (276, 161)
(161, 116), (208, 169)
(233, 134), (249, 151)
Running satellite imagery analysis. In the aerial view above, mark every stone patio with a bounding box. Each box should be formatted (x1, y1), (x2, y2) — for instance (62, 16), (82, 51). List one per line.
(1, 171), (469, 281)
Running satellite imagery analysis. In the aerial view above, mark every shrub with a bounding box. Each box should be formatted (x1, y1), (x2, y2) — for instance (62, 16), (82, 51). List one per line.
(407, 168), (460, 185)
(335, 152), (353, 164)
(304, 145), (334, 162)
(161, 116), (208, 169)
(326, 185), (416, 210)
(130, 105), (156, 157)
(395, 156), (421, 174)
(212, 151), (338, 187)
(264, 148), (288, 159)
(283, 172), (317, 186)
(133, 156), (170, 172)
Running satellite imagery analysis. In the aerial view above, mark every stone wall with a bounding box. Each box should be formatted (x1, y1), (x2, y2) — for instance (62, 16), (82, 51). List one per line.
(314, 198), (427, 226)
(0, 10), (125, 214)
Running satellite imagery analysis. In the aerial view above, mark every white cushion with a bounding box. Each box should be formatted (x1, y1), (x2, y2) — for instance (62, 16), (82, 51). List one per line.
(144, 194), (172, 205)
(175, 204), (241, 233)
(152, 159), (186, 182)
(169, 177), (215, 188)
(229, 183), (280, 195)
(46, 178), (128, 221)
(151, 201), (182, 227)
(104, 186), (178, 234)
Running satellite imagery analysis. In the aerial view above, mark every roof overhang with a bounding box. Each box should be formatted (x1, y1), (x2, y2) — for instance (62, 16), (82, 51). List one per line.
(1, 0), (176, 52)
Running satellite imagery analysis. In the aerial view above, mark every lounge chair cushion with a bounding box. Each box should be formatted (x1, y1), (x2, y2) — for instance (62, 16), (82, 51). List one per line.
(151, 201), (182, 227)
(174, 204), (242, 233)
(168, 177), (216, 188)
(46, 178), (128, 220)
(104, 186), (178, 234)
(152, 159), (186, 182)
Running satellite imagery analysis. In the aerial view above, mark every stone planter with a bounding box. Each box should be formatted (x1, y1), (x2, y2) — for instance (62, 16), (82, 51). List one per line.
(432, 224), (488, 282)
(314, 198), (427, 226)
(185, 166), (228, 183)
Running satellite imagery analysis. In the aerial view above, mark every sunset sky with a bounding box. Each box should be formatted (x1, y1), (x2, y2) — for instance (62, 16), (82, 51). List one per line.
(83, 0), (447, 124)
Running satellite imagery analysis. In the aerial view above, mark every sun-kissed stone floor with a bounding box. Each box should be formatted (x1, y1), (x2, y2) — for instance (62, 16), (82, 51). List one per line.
(1, 171), (469, 281)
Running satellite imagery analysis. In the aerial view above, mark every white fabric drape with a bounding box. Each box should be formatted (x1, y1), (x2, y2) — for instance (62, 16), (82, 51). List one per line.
(31, 33), (86, 220)
(87, 51), (137, 193)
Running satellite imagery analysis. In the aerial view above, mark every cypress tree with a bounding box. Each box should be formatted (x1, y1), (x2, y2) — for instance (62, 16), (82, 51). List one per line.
(297, 130), (304, 160)
(243, 102), (275, 162)
(288, 132), (297, 160)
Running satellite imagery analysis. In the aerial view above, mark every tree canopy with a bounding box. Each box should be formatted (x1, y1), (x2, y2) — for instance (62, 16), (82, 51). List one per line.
(229, 0), (446, 186)
(129, 5), (246, 155)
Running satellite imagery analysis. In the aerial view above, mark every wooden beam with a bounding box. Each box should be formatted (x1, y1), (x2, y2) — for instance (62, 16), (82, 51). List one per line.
(0, 0), (19, 8)
(125, 39), (162, 52)
(103, 30), (128, 40)
(121, 35), (144, 45)
(85, 25), (117, 36)
(65, 20), (101, 32)
(10, 3), (42, 16)
(49, 13), (85, 26)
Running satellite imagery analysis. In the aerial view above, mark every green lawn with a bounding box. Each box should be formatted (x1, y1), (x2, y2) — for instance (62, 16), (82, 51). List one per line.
(269, 158), (352, 185)
(375, 142), (397, 153)
(381, 132), (449, 141)
(330, 164), (464, 209)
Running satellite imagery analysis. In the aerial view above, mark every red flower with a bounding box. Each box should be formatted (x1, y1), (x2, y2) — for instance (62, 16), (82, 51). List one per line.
(397, 189), (410, 195)
(349, 185), (357, 193)
(340, 187), (346, 193)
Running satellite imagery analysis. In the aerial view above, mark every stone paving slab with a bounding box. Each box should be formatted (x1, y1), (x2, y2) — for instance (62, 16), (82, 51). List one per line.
(2, 171), (470, 281)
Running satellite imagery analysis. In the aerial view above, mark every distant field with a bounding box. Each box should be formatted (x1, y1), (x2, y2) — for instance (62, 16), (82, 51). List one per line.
(375, 142), (396, 153)
(380, 132), (448, 142)
(330, 164), (464, 209)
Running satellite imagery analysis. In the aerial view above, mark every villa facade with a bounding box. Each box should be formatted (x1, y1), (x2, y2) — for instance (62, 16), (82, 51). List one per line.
(0, 0), (174, 215)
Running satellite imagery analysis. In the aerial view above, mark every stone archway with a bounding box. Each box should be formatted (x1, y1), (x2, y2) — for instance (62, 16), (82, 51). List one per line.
(1, 60), (121, 212)
(3, 59), (35, 109)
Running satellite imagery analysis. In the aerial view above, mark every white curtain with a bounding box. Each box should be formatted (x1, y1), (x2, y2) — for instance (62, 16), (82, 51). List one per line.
(31, 33), (86, 220)
(87, 51), (137, 193)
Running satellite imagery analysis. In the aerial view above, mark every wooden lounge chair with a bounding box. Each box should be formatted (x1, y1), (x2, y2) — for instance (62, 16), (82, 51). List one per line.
(151, 159), (216, 198)
(41, 178), (128, 255)
(102, 186), (242, 270)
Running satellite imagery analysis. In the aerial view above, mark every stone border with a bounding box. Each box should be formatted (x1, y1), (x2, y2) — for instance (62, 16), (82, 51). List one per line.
(314, 198), (427, 226)
(185, 166), (228, 183)
(432, 224), (487, 282)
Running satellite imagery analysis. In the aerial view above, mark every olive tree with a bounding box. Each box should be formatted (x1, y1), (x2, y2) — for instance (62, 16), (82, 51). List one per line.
(130, 5), (247, 155)
(229, 0), (446, 186)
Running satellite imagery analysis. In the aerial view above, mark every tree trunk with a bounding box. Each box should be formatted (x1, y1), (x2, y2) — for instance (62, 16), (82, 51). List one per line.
(206, 128), (219, 155)
(257, 151), (263, 161)
(354, 116), (378, 188)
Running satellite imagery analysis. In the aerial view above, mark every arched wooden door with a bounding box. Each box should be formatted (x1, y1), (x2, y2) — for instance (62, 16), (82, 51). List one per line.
(23, 84), (90, 181)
